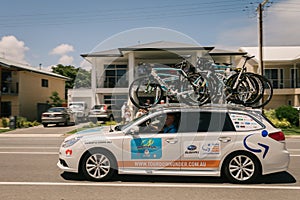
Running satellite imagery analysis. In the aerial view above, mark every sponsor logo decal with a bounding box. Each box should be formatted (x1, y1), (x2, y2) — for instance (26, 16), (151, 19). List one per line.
(131, 138), (162, 159)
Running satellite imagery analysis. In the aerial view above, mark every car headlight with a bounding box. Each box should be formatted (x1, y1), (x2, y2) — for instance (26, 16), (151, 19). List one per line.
(62, 136), (83, 148)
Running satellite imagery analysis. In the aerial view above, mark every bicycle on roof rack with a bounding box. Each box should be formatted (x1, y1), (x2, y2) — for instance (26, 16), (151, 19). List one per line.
(129, 55), (273, 109)
(196, 55), (273, 108)
(129, 56), (207, 109)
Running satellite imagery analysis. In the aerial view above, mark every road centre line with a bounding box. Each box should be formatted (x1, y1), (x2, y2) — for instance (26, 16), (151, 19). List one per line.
(0, 182), (299, 190)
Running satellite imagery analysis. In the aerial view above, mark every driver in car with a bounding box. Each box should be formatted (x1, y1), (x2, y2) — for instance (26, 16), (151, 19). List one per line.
(160, 113), (177, 133)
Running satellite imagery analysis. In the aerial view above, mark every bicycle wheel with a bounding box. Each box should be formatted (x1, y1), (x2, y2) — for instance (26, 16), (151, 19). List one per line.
(178, 73), (211, 106)
(225, 73), (260, 106)
(244, 73), (273, 108)
(129, 76), (163, 109)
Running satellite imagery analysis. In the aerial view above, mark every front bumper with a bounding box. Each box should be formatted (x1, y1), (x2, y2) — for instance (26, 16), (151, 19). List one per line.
(57, 144), (86, 173)
(42, 118), (66, 124)
(88, 114), (109, 118)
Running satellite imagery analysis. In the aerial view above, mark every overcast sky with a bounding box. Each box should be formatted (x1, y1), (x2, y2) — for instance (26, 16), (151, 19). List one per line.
(0, 0), (297, 70)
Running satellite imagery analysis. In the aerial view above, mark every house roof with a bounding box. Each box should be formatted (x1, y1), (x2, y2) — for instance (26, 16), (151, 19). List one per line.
(239, 46), (300, 62)
(81, 41), (214, 57)
(0, 57), (69, 80)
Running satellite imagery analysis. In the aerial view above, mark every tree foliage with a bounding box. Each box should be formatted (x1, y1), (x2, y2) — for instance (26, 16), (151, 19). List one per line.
(51, 64), (91, 99)
(49, 91), (64, 107)
(74, 68), (91, 88)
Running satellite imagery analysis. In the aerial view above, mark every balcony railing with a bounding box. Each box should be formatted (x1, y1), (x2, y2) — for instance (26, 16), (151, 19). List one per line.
(267, 79), (300, 89)
(1, 81), (18, 95)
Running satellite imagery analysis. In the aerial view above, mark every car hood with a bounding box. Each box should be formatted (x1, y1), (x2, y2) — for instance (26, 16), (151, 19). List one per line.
(64, 126), (123, 142)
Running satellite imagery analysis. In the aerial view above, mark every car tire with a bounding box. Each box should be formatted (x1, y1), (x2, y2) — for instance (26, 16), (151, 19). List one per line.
(223, 152), (261, 184)
(81, 149), (117, 181)
(42, 123), (48, 127)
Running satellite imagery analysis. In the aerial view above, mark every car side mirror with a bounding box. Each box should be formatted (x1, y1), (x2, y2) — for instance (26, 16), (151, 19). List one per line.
(128, 126), (139, 135)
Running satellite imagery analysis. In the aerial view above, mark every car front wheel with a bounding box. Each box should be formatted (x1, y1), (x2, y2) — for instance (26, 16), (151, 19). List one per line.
(223, 152), (261, 184)
(81, 150), (117, 181)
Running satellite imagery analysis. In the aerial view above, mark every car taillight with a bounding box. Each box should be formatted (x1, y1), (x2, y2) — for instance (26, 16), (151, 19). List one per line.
(103, 105), (107, 111)
(268, 131), (285, 141)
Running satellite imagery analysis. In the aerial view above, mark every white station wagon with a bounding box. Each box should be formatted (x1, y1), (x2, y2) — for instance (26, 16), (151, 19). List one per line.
(57, 104), (290, 183)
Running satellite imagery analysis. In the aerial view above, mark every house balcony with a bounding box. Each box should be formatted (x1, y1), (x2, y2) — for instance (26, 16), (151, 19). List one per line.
(269, 79), (300, 89)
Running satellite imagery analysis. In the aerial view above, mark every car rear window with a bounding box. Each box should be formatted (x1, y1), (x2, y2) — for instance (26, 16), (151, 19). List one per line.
(48, 107), (65, 112)
(93, 105), (105, 109)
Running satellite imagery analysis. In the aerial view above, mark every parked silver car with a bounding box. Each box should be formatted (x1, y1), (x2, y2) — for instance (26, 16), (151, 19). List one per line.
(58, 104), (289, 183)
(41, 107), (75, 127)
(88, 104), (114, 122)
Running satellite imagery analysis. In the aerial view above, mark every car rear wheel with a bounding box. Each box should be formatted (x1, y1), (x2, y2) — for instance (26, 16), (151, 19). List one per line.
(223, 152), (260, 184)
(42, 123), (48, 127)
(81, 150), (117, 181)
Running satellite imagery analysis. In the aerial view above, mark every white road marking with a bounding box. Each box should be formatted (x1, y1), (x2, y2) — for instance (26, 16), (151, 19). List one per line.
(0, 152), (58, 155)
(288, 149), (300, 151)
(0, 182), (299, 190)
(0, 147), (58, 149)
(0, 134), (63, 137)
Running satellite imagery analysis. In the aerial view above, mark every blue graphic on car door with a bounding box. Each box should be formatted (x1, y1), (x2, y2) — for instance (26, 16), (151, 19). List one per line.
(243, 130), (269, 159)
(131, 138), (162, 159)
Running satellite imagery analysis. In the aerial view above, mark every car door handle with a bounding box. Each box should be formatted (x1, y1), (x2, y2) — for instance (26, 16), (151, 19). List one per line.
(218, 137), (231, 143)
(165, 138), (178, 144)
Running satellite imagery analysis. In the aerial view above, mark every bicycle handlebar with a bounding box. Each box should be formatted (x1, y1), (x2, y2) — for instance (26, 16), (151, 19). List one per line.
(242, 55), (255, 60)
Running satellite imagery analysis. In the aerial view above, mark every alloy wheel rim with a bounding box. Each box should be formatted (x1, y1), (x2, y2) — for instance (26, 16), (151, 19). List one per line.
(86, 153), (110, 179)
(229, 155), (255, 181)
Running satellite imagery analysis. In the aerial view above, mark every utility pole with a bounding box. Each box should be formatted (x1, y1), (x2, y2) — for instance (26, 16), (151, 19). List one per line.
(257, 0), (269, 112)
(257, 0), (270, 76)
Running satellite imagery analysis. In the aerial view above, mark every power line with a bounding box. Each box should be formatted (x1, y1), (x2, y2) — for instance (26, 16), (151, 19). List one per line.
(0, 1), (248, 28)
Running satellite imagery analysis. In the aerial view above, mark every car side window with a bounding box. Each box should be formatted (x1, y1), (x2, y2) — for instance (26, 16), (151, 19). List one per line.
(137, 113), (167, 133)
(229, 113), (264, 131)
(177, 111), (235, 133)
(137, 112), (181, 134)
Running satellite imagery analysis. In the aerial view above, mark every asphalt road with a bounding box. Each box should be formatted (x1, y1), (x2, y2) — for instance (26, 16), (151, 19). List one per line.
(0, 125), (299, 200)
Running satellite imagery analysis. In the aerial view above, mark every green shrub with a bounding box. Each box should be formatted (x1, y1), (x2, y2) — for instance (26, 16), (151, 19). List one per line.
(275, 105), (299, 126)
(1, 118), (9, 128)
(264, 109), (292, 128)
(16, 117), (27, 128)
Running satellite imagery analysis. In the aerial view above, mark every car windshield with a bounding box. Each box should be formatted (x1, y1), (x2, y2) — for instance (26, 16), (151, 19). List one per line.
(48, 107), (65, 112)
(121, 112), (149, 131)
(69, 103), (84, 110)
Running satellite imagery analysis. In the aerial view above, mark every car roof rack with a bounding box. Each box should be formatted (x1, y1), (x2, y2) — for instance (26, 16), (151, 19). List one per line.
(147, 102), (262, 113)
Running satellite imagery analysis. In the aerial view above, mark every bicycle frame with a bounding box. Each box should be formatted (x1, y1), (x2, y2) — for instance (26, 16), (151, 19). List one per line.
(150, 67), (196, 97)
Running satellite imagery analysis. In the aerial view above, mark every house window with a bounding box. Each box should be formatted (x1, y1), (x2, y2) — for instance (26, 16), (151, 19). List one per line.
(291, 68), (299, 88)
(264, 69), (283, 89)
(103, 94), (128, 108)
(41, 79), (48, 87)
(103, 64), (128, 88)
(1, 102), (11, 117)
